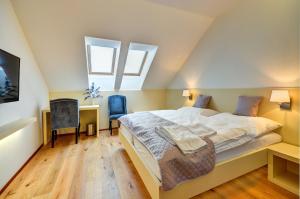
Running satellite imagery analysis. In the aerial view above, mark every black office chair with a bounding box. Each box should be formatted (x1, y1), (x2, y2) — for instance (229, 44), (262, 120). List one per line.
(108, 95), (127, 135)
(50, 98), (80, 148)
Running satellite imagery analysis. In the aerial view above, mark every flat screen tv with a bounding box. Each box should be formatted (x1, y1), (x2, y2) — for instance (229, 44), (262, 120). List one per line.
(0, 49), (20, 104)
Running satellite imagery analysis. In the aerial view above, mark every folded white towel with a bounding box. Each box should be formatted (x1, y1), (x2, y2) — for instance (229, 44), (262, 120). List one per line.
(209, 128), (247, 146)
(158, 125), (207, 154)
(185, 123), (216, 137)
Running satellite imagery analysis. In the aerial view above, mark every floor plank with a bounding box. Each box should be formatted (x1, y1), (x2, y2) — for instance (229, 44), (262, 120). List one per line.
(0, 131), (297, 199)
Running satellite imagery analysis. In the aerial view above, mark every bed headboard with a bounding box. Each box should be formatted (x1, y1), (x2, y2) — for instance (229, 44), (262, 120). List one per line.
(166, 88), (300, 146)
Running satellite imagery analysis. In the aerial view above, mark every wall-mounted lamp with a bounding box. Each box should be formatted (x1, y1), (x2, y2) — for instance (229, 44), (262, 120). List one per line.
(270, 90), (291, 110)
(182, 89), (192, 100)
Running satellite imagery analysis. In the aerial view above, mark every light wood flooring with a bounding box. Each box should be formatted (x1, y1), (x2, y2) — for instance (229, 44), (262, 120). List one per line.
(0, 131), (298, 199)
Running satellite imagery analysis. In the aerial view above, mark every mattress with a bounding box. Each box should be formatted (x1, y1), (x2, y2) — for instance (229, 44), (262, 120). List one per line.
(121, 125), (282, 181)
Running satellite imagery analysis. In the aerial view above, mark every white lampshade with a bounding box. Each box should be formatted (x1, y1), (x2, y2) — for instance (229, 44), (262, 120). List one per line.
(270, 90), (290, 103)
(182, 90), (191, 97)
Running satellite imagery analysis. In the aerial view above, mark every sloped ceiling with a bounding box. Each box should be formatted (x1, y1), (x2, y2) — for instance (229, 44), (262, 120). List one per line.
(11, 0), (235, 91)
(146, 0), (239, 17)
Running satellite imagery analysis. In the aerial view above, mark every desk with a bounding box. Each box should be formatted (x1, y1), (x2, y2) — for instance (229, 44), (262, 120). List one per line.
(42, 105), (100, 145)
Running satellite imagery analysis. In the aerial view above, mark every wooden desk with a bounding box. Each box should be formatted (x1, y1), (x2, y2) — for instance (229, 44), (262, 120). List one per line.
(42, 105), (100, 145)
(268, 143), (299, 195)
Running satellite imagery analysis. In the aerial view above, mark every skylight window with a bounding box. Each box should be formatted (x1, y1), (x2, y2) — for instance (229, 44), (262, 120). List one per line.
(120, 43), (158, 90)
(88, 46), (115, 74)
(85, 36), (121, 91)
(85, 37), (158, 91)
(123, 50), (147, 76)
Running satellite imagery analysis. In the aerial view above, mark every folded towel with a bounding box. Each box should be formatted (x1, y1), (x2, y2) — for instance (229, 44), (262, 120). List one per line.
(158, 125), (207, 154)
(185, 123), (216, 137)
(209, 128), (247, 146)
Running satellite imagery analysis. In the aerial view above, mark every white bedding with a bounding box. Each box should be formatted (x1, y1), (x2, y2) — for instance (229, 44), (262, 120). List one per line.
(121, 107), (282, 180)
(150, 107), (214, 126)
(151, 109), (281, 153)
(123, 129), (281, 180)
(151, 109), (251, 153)
(204, 112), (282, 138)
(152, 110), (281, 138)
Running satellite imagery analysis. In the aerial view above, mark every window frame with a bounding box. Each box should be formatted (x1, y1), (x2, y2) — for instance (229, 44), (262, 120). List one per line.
(123, 51), (148, 76)
(87, 45), (117, 75)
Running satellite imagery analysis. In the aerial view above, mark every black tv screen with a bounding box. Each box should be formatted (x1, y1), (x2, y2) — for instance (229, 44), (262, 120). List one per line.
(0, 49), (20, 103)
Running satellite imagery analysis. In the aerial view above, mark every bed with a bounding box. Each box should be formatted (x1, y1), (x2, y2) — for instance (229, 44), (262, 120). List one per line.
(118, 108), (282, 199)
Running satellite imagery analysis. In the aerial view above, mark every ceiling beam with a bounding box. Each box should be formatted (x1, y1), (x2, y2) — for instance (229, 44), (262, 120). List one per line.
(114, 41), (129, 90)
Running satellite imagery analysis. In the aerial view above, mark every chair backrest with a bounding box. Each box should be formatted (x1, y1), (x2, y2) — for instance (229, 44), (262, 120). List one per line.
(50, 98), (79, 130)
(108, 95), (127, 115)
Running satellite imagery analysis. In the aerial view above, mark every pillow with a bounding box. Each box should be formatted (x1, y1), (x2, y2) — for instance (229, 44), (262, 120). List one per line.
(206, 112), (282, 137)
(247, 116), (282, 137)
(234, 96), (263, 117)
(193, 95), (212, 108)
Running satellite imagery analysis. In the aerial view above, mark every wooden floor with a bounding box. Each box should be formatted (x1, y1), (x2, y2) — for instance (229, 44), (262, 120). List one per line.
(0, 131), (298, 199)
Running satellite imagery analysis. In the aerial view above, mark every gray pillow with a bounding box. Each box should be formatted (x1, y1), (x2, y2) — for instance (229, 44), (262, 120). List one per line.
(234, 96), (263, 117)
(193, 95), (212, 108)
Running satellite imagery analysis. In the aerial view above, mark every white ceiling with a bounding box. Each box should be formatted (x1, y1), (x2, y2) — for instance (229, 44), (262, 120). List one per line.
(10, 0), (236, 91)
(145, 0), (239, 17)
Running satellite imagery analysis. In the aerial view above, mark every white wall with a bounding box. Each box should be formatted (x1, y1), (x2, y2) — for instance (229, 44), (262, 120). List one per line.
(169, 0), (300, 89)
(0, 0), (49, 189)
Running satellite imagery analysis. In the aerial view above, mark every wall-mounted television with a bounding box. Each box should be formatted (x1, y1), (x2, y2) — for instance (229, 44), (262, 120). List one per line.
(0, 49), (20, 104)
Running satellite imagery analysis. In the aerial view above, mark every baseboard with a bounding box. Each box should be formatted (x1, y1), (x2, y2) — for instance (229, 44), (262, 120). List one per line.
(99, 127), (118, 131)
(0, 143), (43, 194)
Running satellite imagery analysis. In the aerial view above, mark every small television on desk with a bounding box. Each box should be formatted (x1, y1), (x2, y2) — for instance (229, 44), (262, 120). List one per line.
(0, 49), (20, 104)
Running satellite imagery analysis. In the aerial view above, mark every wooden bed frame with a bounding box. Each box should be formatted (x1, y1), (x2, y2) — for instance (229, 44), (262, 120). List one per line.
(119, 125), (269, 199)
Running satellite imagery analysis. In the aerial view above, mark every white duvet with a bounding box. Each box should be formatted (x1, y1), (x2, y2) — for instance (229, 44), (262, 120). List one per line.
(151, 107), (281, 153)
(151, 107), (217, 126)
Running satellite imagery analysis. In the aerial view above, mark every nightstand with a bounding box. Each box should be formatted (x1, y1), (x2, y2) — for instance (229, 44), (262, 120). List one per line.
(268, 142), (299, 195)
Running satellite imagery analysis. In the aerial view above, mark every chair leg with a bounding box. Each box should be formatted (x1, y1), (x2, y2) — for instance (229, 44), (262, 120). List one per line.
(51, 130), (55, 148)
(78, 123), (81, 137)
(75, 128), (78, 144)
(109, 120), (112, 135)
(54, 130), (58, 140)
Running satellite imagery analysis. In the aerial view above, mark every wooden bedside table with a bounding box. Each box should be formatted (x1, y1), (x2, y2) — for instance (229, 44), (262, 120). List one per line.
(268, 143), (299, 195)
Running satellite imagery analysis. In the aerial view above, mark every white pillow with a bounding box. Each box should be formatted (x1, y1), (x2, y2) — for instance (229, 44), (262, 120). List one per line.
(177, 106), (219, 117)
(247, 116), (282, 137)
(206, 113), (282, 137)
